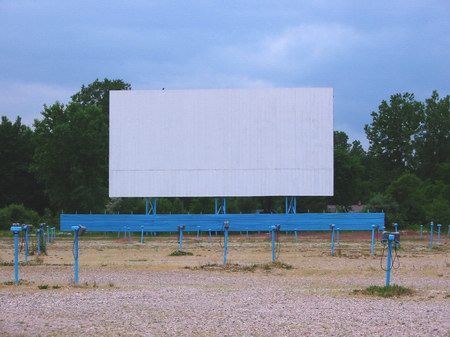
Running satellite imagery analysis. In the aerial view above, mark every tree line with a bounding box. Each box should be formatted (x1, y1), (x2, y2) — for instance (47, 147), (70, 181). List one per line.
(0, 79), (449, 229)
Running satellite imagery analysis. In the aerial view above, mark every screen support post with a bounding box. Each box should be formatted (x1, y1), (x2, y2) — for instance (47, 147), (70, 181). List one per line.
(215, 198), (226, 214)
(145, 197), (157, 215)
(285, 197), (297, 214)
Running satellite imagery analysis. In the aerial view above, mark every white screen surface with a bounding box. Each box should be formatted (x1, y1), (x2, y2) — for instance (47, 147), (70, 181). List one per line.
(109, 88), (333, 197)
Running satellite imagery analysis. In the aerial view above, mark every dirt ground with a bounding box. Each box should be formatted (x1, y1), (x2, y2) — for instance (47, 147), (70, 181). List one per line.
(0, 231), (449, 337)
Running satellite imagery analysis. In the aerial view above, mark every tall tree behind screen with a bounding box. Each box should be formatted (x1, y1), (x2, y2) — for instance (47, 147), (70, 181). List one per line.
(364, 93), (424, 189)
(33, 79), (131, 212)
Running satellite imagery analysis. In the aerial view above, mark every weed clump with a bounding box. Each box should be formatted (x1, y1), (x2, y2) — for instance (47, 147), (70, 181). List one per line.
(3, 279), (33, 286)
(169, 250), (193, 256)
(38, 284), (49, 290)
(354, 284), (413, 298)
(189, 261), (293, 272)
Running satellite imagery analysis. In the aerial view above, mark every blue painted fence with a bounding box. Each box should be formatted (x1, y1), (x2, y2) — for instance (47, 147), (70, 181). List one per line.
(61, 213), (384, 233)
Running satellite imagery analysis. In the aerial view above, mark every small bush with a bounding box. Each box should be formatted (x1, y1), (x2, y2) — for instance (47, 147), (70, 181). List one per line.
(38, 284), (49, 290)
(0, 204), (40, 231)
(355, 284), (413, 298)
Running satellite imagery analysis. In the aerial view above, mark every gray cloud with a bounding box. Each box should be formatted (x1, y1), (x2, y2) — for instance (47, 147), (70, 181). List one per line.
(0, 0), (449, 145)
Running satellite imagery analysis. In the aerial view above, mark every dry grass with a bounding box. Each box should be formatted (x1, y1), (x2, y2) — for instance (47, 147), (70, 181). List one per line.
(0, 234), (448, 336)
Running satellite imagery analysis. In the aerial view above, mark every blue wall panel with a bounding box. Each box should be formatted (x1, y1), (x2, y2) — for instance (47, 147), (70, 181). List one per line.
(61, 213), (384, 232)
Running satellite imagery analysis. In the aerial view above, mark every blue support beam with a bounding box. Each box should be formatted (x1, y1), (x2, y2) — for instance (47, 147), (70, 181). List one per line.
(37, 229), (41, 256)
(215, 198), (226, 214)
(429, 222), (434, 249)
(11, 225), (22, 285)
(24, 227), (29, 265)
(271, 225), (279, 262)
(330, 224), (335, 256)
(371, 225), (376, 256)
(223, 221), (229, 267)
(146, 197), (157, 215)
(178, 225), (185, 251)
(285, 197), (297, 214)
(71, 225), (85, 285)
(74, 230), (79, 284)
(385, 234), (394, 287)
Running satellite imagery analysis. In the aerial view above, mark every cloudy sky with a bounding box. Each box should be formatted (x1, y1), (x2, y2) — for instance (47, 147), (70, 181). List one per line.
(1, 0), (449, 145)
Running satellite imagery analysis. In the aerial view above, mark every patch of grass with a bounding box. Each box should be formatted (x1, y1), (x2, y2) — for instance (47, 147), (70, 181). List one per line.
(52, 285), (61, 289)
(0, 261), (14, 267)
(0, 259), (44, 267)
(33, 256), (44, 265)
(190, 261), (293, 273)
(72, 281), (89, 288)
(128, 259), (148, 262)
(3, 279), (33, 286)
(38, 284), (49, 290)
(270, 261), (293, 270)
(354, 284), (414, 298)
(169, 250), (193, 256)
(108, 282), (115, 288)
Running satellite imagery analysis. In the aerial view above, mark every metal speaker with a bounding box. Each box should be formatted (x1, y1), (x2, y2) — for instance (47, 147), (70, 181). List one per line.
(78, 225), (87, 236)
(381, 231), (400, 243)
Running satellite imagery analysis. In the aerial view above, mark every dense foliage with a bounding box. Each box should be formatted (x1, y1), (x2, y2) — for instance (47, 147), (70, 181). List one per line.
(0, 79), (449, 228)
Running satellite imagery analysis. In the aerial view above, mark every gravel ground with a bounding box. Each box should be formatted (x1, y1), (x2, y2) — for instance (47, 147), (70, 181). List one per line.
(0, 235), (449, 336)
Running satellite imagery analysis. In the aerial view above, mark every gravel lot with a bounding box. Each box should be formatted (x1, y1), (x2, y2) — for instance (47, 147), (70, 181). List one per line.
(0, 233), (449, 336)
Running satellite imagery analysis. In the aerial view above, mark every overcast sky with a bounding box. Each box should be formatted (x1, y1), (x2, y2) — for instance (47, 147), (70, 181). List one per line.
(0, 0), (449, 145)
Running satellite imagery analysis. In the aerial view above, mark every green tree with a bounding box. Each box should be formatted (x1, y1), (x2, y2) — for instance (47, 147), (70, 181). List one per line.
(32, 79), (130, 213)
(0, 204), (40, 230)
(364, 93), (424, 185)
(71, 78), (131, 117)
(33, 103), (107, 212)
(416, 91), (450, 179)
(0, 116), (48, 211)
(387, 173), (426, 225)
(333, 131), (366, 207)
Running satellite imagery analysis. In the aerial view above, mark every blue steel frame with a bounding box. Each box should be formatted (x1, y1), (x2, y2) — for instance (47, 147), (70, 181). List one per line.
(214, 198), (226, 214)
(145, 198), (157, 215)
(285, 197), (296, 214)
